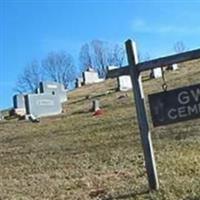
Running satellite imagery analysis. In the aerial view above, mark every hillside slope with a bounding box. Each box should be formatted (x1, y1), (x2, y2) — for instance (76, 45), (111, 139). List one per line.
(0, 60), (200, 200)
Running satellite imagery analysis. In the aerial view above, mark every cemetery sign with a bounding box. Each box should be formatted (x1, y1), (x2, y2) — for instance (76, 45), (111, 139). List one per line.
(149, 83), (200, 126)
(108, 39), (200, 191)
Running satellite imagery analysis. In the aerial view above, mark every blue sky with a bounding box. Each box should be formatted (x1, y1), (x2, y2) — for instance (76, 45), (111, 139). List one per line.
(1, 0), (200, 109)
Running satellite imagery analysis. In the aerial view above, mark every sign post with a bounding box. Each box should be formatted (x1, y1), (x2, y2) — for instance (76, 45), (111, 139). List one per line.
(125, 40), (159, 190)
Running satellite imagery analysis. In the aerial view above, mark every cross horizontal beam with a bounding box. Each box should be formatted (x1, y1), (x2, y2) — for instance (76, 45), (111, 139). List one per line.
(139, 48), (200, 71)
(107, 48), (200, 78)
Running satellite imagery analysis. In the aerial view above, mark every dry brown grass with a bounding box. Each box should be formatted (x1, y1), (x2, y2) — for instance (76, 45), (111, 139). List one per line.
(0, 60), (200, 200)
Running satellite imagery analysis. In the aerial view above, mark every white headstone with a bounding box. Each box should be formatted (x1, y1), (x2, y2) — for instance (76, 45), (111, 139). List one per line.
(152, 68), (162, 78)
(82, 71), (104, 85)
(117, 75), (132, 91)
(172, 63), (178, 70)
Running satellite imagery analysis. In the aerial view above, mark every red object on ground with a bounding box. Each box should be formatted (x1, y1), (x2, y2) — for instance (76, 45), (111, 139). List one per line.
(93, 109), (104, 116)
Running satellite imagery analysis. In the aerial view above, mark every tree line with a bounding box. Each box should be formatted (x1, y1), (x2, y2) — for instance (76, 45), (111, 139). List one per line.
(15, 40), (186, 93)
(15, 40), (125, 93)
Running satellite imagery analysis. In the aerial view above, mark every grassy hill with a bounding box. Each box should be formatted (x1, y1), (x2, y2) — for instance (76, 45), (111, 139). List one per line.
(0, 60), (200, 200)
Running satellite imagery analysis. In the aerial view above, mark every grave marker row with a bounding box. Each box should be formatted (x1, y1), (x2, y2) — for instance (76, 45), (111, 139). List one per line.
(108, 64), (179, 92)
(150, 64), (179, 79)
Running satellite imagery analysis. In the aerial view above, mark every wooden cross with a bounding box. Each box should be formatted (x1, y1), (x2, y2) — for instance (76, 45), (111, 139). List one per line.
(107, 39), (200, 190)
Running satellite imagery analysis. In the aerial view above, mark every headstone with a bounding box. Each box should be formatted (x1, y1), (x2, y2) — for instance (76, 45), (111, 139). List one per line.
(117, 75), (132, 91)
(38, 81), (67, 103)
(13, 94), (26, 116)
(24, 93), (62, 118)
(92, 99), (100, 112)
(152, 67), (162, 78)
(82, 70), (104, 85)
(172, 63), (178, 70)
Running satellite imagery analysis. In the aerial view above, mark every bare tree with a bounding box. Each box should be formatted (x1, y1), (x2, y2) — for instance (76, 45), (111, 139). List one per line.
(107, 44), (125, 67)
(42, 51), (76, 89)
(15, 60), (42, 93)
(79, 40), (125, 78)
(91, 40), (108, 77)
(174, 41), (187, 53)
(79, 43), (92, 72)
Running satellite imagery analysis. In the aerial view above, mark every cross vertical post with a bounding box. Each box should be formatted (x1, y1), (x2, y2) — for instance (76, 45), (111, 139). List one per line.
(125, 39), (159, 190)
